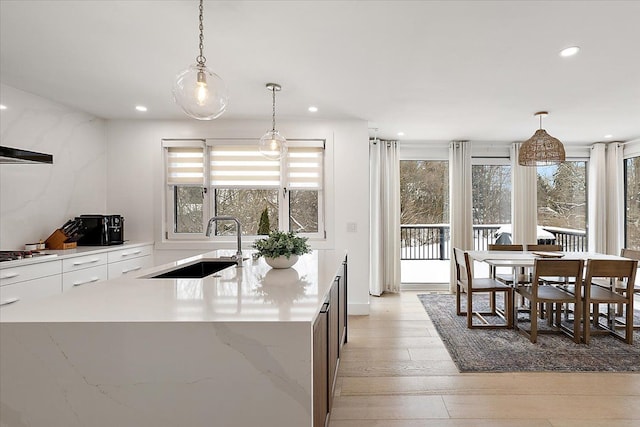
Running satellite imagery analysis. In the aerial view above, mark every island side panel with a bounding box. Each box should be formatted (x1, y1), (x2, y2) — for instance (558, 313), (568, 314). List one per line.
(0, 321), (312, 427)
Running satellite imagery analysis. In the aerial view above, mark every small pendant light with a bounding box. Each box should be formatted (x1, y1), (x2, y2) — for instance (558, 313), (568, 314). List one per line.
(172, 0), (228, 120)
(259, 83), (286, 160)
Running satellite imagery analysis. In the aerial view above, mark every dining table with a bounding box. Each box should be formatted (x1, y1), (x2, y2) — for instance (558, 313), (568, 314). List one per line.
(465, 250), (631, 330)
(467, 250), (628, 278)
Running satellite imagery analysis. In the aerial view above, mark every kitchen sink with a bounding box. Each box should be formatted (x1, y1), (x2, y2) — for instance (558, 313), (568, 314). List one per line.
(150, 260), (237, 279)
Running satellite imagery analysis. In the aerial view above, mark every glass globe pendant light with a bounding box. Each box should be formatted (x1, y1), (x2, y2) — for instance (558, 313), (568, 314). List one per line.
(172, 0), (228, 120)
(259, 83), (287, 160)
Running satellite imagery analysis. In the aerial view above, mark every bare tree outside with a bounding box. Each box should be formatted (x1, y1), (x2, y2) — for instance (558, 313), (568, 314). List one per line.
(472, 165), (511, 225)
(290, 190), (319, 232)
(400, 161), (449, 224)
(215, 189), (278, 235)
(625, 156), (640, 250)
(175, 187), (204, 233)
(537, 161), (587, 230)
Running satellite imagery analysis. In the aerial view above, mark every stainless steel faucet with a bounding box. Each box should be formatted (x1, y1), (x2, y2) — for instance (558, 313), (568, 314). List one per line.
(205, 216), (243, 266)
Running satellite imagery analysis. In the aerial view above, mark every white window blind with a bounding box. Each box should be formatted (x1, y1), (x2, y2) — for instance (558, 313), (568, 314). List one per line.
(166, 146), (205, 185)
(209, 144), (280, 188)
(287, 146), (323, 189)
(166, 140), (325, 189)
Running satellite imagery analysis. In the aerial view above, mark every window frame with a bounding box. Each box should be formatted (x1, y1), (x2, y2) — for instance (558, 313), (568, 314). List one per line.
(536, 157), (589, 251)
(624, 154), (640, 250)
(162, 138), (326, 243)
(471, 157), (512, 227)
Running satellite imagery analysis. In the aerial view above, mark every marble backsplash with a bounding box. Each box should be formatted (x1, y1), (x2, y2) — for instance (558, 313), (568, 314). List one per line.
(0, 84), (107, 250)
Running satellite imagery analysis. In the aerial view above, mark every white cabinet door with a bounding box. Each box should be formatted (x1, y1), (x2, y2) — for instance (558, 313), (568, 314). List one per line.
(108, 256), (152, 279)
(0, 275), (62, 306)
(62, 265), (108, 292)
(62, 253), (108, 273)
(0, 261), (62, 287)
(107, 245), (153, 264)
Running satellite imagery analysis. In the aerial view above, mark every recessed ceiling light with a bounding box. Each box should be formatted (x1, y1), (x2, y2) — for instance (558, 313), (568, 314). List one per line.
(559, 46), (580, 57)
(0, 105), (7, 110)
(397, 132), (405, 136)
(308, 106), (318, 113)
(604, 134), (613, 139)
(135, 105), (148, 112)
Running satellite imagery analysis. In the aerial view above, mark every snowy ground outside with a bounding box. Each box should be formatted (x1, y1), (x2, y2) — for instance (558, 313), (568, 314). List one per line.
(401, 259), (494, 284)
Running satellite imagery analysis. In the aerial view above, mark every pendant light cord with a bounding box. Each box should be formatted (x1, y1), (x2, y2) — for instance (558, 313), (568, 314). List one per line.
(272, 87), (277, 132)
(196, 0), (206, 66)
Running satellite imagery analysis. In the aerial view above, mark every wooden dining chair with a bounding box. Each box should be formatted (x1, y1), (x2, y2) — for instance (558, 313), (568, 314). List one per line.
(527, 244), (575, 289)
(488, 244), (523, 251)
(621, 249), (640, 298)
(526, 244), (563, 252)
(515, 258), (584, 343)
(582, 258), (637, 345)
(453, 248), (513, 329)
(620, 248), (640, 330)
(487, 244), (527, 285)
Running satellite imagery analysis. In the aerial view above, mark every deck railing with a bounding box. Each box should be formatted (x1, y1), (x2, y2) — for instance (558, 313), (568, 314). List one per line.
(400, 224), (587, 260)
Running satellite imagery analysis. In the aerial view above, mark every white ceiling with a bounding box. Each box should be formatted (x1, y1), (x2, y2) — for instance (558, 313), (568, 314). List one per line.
(1, 0), (639, 143)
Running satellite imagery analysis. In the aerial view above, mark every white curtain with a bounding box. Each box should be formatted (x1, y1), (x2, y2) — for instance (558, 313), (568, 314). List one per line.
(449, 141), (473, 293)
(588, 143), (607, 253)
(369, 139), (401, 296)
(606, 142), (624, 254)
(510, 143), (537, 245)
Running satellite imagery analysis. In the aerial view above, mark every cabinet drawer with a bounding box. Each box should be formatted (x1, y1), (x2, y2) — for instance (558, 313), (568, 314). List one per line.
(108, 255), (152, 279)
(62, 253), (108, 273)
(63, 264), (108, 292)
(0, 275), (62, 306)
(0, 261), (62, 287)
(107, 245), (153, 263)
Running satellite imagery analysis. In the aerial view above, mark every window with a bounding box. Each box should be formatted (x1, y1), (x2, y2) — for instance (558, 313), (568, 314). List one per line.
(399, 160), (450, 268)
(400, 160), (449, 225)
(163, 139), (324, 240)
(472, 162), (511, 225)
(472, 159), (511, 249)
(625, 156), (640, 250)
(537, 160), (587, 250)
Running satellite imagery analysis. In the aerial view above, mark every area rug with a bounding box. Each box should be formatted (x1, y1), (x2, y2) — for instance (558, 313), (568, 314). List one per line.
(417, 293), (640, 372)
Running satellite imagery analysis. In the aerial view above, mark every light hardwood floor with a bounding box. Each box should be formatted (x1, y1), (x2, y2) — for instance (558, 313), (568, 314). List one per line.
(328, 291), (640, 427)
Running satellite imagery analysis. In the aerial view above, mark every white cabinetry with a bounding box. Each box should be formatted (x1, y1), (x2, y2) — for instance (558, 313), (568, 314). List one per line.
(107, 245), (153, 279)
(0, 261), (62, 305)
(63, 253), (108, 272)
(0, 243), (154, 305)
(62, 252), (109, 291)
(63, 265), (108, 291)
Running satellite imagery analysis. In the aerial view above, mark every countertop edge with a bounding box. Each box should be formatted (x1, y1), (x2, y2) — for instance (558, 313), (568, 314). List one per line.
(0, 241), (154, 268)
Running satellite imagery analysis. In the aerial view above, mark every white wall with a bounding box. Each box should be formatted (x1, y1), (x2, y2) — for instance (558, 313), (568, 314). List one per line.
(106, 119), (371, 314)
(0, 84), (107, 250)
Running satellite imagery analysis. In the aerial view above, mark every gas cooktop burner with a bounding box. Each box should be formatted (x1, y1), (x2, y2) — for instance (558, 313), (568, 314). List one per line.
(0, 250), (54, 262)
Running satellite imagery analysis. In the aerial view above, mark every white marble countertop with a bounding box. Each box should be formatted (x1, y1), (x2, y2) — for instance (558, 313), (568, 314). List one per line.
(0, 241), (154, 268)
(0, 249), (346, 323)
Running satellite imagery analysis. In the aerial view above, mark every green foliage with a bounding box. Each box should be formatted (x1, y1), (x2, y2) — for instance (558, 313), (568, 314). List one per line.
(252, 230), (311, 259)
(257, 207), (271, 235)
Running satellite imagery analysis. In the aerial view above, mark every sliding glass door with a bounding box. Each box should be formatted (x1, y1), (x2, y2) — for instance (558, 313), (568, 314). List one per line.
(399, 160), (449, 284)
(472, 159), (511, 249)
(537, 161), (587, 251)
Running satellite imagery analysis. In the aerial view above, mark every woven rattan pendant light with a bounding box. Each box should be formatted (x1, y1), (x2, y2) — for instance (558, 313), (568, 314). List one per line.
(518, 112), (565, 166)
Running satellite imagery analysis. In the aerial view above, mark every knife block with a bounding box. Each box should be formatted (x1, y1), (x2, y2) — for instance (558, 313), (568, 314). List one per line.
(45, 229), (77, 250)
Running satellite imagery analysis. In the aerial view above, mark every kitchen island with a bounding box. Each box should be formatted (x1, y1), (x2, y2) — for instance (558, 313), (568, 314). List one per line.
(0, 250), (347, 427)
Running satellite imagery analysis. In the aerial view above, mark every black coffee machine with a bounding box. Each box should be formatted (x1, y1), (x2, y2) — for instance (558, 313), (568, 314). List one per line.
(76, 215), (124, 246)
